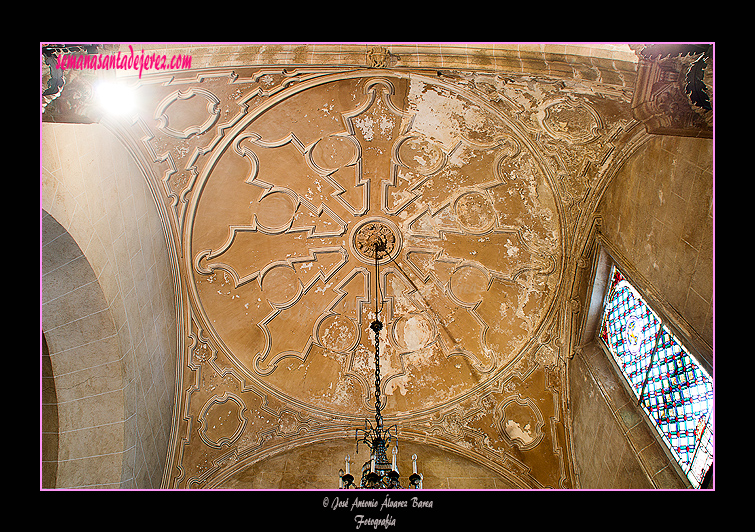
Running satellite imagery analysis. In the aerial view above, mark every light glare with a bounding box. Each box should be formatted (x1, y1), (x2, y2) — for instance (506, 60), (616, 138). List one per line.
(96, 82), (135, 116)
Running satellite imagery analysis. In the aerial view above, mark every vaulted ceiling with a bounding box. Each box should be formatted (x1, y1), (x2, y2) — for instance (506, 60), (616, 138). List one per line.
(47, 43), (698, 489)
(183, 71), (570, 487)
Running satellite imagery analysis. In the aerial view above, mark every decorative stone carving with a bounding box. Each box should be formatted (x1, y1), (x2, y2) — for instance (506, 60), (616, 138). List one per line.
(632, 47), (713, 138)
(351, 217), (400, 263)
(41, 69), (102, 124)
(154, 88), (221, 139)
(495, 395), (545, 450)
(41, 44), (119, 123)
(366, 46), (393, 68)
(198, 394), (248, 449)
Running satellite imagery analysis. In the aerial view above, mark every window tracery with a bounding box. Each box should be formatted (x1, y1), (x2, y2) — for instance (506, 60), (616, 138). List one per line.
(599, 266), (713, 488)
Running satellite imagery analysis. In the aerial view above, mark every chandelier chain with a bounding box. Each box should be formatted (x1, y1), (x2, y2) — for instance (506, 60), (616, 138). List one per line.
(338, 233), (421, 489)
(374, 320), (382, 428)
(373, 238), (383, 429)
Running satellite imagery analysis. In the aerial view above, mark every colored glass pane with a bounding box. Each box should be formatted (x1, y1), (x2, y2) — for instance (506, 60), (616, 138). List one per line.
(599, 267), (713, 488)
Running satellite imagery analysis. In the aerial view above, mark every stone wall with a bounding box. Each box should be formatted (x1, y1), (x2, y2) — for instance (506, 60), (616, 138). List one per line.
(569, 343), (687, 488)
(41, 122), (178, 488)
(568, 134), (713, 488)
(42, 213), (123, 487)
(598, 134), (713, 355)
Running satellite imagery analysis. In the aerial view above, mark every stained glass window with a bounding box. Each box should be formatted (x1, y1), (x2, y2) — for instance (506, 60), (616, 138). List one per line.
(599, 266), (713, 488)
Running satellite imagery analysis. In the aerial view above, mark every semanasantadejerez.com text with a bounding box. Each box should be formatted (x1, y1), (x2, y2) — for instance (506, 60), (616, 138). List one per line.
(55, 45), (192, 78)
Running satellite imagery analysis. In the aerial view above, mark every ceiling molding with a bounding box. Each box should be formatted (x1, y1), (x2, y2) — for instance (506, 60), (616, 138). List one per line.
(91, 47), (653, 489)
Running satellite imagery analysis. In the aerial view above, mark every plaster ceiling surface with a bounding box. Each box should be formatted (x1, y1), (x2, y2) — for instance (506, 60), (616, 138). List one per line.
(191, 73), (560, 416)
(102, 47), (645, 488)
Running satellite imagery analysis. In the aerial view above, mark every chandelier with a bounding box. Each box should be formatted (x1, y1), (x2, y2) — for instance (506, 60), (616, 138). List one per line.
(338, 225), (423, 489)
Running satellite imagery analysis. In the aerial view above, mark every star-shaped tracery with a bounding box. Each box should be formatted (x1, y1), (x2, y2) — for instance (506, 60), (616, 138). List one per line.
(191, 75), (559, 415)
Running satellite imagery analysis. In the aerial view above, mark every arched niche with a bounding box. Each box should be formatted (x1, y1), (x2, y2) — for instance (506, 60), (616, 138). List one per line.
(41, 210), (125, 488)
